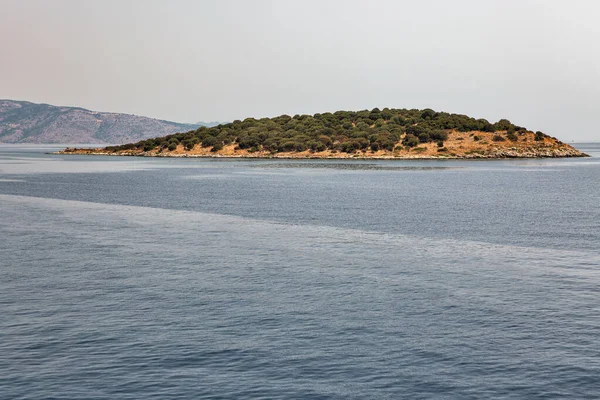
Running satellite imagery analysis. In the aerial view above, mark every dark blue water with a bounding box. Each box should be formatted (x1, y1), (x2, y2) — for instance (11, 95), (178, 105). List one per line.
(1, 144), (599, 399)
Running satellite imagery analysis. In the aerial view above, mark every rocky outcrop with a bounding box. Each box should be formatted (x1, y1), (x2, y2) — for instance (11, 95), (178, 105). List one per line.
(483, 146), (585, 158)
(60, 142), (588, 159)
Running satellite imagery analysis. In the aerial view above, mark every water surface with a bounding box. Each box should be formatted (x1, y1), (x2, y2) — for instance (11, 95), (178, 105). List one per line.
(1, 143), (599, 399)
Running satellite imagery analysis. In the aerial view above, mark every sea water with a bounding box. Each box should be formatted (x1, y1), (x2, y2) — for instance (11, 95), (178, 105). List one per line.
(1, 144), (599, 399)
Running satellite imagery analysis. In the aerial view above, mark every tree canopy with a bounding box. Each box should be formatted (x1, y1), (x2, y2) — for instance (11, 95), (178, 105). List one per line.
(106, 108), (540, 154)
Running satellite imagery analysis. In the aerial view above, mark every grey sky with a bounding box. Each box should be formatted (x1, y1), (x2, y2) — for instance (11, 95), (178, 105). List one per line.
(1, 0), (599, 141)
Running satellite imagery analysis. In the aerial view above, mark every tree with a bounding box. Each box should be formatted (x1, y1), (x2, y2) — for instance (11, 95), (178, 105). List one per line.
(418, 132), (430, 143)
(535, 131), (545, 141)
(202, 136), (217, 148)
(403, 134), (419, 148)
(381, 140), (396, 151)
(421, 108), (436, 120)
(309, 141), (326, 152)
(143, 143), (155, 152)
(493, 119), (512, 131)
(430, 130), (448, 142)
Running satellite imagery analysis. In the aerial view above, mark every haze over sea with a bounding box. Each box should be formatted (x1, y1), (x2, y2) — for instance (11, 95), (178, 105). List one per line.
(1, 144), (599, 399)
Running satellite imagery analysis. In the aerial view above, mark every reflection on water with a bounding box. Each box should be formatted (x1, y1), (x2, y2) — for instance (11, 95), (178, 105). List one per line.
(248, 162), (460, 171)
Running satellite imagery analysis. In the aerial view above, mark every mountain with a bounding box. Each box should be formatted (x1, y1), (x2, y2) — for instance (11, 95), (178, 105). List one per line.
(0, 100), (201, 144)
(196, 121), (223, 128)
(61, 107), (588, 159)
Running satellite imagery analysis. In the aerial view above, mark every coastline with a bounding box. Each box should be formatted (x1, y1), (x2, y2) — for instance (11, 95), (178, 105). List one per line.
(54, 148), (589, 160)
(55, 128), (590, 160)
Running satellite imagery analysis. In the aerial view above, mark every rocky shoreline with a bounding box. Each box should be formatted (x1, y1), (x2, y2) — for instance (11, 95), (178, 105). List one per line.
(57, 145), (588, 160)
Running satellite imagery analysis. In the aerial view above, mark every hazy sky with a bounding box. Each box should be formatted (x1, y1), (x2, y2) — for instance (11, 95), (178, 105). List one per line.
(1, 0), (599, 141)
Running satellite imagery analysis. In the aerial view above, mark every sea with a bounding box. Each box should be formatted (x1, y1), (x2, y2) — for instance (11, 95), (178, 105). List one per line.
(1, 143), (599, 399)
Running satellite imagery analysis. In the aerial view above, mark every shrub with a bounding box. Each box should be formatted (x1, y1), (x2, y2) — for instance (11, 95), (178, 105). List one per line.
(429, 130), (448, 142)
(315, 142), (326, 152)
(279, 140), (306, 152)
(202, 136), (217, 148)
(308, 141), (326, 152)
(381, 140), (396, 151)
(355, 137), (370, 150)
(340, 140), (361, 153)
(403, 134), (419, 148)
(237, 135), (260, 149)
(473, 135), (481, 141)
(168, 143), (177, 151)
(405, 125), (427, 136)
(183, 139), (198, 150)
(493, 119), (512, 131)
(421, 108), (436, 120)
(507, 132), (518, 142)
(492, 134), (506, 142)
(263, 137), (280, 151)
(535, 131), (545, 141)
(318, 135), (333, 147)
(391, 116), (405, 125)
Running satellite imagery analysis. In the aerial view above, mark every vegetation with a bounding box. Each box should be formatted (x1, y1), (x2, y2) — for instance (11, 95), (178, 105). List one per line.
(105, 108), (545, 155)
(535, 131), (545, 141)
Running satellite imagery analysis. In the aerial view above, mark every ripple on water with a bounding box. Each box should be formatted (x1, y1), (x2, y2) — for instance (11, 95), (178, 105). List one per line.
(1, 194), (600, 398)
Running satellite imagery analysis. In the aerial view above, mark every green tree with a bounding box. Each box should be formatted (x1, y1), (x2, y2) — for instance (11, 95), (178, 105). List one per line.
(418, 132), (431, 143)
(202, 136), (217, 148)
(535, 131), (545, 141)
(403, 134), (419, 148)
(211, 142), (224, 152)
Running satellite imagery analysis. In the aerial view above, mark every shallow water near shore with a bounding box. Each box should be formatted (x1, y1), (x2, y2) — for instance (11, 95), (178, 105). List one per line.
(1, 143), (599, 399)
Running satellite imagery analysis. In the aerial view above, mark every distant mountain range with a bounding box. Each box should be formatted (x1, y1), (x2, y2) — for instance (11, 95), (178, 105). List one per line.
(195, 121), (222, 128)
(0, 100), (219, 144)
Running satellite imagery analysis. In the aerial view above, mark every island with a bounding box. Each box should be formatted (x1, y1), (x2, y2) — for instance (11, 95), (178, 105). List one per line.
(59, 108), (588, 159)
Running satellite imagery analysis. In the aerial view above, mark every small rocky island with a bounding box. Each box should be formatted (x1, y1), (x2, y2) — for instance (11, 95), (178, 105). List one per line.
(60, 108), (588, 159)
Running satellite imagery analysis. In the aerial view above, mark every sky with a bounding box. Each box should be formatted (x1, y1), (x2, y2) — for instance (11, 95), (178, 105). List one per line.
(1, 0), (599, 141)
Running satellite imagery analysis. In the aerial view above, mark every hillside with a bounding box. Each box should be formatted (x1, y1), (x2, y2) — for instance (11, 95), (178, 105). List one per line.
(61, 107), (587, 159)
(0, 100), (202, 144)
